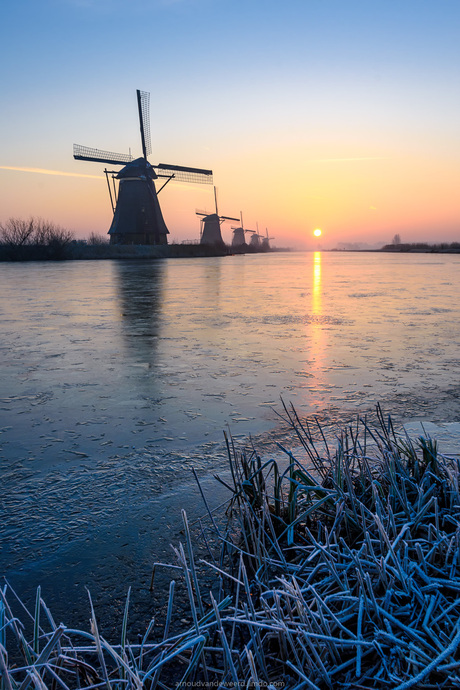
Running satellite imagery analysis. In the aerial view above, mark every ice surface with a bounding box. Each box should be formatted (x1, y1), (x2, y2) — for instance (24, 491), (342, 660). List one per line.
(1, 251), (459, 628)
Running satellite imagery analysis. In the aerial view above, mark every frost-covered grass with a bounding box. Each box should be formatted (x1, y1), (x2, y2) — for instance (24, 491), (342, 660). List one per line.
(2, 404), (460, 689)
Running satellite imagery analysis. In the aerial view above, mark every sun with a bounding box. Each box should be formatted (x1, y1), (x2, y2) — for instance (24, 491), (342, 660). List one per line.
(313, 228), (322, 237)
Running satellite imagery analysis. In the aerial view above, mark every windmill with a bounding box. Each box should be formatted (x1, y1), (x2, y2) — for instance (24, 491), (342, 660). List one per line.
(261, 228), (275, 250)
(248, 222), (264, 249)
(249, 232), (262, 249)
(73, 90), (213, 245)
(231, 212), (254, 248)
(196, 187), (239, 246)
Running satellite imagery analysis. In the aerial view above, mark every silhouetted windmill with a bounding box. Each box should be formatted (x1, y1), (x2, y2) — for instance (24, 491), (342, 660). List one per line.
(248, 223), (264, 249)
(261, 228), (275, 250)
(196, 187), (238, 246)
(231, 212), (254, 248)
(73, 90), (213, 245)
(249, 233), (261, 249)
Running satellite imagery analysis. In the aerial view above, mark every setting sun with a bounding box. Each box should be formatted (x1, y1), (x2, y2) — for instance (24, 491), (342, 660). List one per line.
(314, 228), (322, 237)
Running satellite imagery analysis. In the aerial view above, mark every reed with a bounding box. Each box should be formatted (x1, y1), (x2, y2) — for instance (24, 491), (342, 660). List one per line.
(2, 405), (460, 688)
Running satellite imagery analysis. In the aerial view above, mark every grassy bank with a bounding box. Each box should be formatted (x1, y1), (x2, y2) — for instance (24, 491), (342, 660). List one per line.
(2, 405), (460, 688)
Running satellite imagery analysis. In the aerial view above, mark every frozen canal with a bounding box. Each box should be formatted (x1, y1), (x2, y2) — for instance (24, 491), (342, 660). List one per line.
(1, 251), (460, 630)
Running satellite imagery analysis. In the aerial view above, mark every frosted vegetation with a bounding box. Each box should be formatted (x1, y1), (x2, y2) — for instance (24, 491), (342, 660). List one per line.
(2, 406), (460, 688)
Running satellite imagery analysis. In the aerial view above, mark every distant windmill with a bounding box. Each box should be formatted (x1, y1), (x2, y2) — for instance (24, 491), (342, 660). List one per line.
(249, 233), (262, 249)
(231, 212), (254, 248)
(196, 187), (239, 246)
(73, 90), (213, 245)
(248, 222), (264, 249)
(261, 228), (275, 250)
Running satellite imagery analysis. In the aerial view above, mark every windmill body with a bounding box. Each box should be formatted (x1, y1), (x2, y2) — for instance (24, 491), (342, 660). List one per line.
(261, 229), (275, 251)
(197, 188), (238, 247)
(109, 158), (169, 244)
(74, 90), (212, 245)
(249, 232), (262, 249)
(200, 213), (225, 246)
(231, 227), (246, 247)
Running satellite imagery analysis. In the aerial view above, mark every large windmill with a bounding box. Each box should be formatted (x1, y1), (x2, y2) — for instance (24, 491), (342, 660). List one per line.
(196, 187), (239, 246)
(73, 90), (213, 245)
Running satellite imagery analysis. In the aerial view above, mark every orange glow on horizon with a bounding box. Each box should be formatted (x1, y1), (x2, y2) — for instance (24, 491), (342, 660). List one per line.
(1, 143), (460, 245)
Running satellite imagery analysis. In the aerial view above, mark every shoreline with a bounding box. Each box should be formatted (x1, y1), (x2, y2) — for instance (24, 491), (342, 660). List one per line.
(2, 243), (459, 262)
(0, 243), (292, 262)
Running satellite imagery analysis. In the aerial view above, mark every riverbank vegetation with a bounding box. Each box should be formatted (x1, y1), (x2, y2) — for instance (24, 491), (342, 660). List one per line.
(2, 407), (460, 688)
(0, 217), (75, 260)
(381, 241), (460, 253)
(0, 218), (227, 261)
(0, 217), (288, 261)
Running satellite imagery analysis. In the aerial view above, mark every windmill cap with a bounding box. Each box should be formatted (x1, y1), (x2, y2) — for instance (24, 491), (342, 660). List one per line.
(116, 157), (157, 179)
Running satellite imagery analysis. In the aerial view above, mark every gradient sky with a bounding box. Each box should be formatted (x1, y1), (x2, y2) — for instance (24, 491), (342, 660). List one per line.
(1, 0), (459, 248)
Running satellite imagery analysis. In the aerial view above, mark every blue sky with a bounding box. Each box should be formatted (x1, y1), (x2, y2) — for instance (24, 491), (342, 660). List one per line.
(1, 0), (459, 246)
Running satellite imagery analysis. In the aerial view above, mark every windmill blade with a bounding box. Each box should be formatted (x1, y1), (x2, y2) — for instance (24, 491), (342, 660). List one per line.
(137, 90), (152, 159)
(221, 216), (240, 222)
(155, 163), (213, 185)
(73, 144), (133, 166)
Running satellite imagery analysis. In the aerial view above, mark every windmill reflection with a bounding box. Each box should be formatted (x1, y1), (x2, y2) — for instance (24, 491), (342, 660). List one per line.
(114, 260), (164, 365)
(202, 257), (223, 305)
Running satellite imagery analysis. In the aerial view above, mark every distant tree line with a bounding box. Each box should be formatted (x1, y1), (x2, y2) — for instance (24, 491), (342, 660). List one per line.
(0, 218), (108, 260)
(381, 241), (460, 253)
(0, 217), (74, 260)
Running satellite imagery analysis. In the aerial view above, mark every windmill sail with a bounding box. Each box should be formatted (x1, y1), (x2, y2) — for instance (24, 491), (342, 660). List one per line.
(73, 144), (133, 166)
(155, 163), (213, 185)
(137, 90), (152, 159)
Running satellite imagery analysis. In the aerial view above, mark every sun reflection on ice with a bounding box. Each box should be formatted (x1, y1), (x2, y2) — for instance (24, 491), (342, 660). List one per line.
(306, 251), (328, 408)
(312, 251), (322, 314)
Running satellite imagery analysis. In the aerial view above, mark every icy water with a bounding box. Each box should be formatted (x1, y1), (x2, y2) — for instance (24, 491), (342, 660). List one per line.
(1, 251), (460, 630)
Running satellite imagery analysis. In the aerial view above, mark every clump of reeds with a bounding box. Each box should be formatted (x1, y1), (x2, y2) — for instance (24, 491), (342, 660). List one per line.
(2, 404), (460, 689)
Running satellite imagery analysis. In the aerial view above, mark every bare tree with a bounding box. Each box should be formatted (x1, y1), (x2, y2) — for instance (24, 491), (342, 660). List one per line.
(0, 218), (35, 246)
(88, 232), (109, 245)
(392, 233), (401, 245)
(0, 217), (74, 247)
(34, 219), (74, 246)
